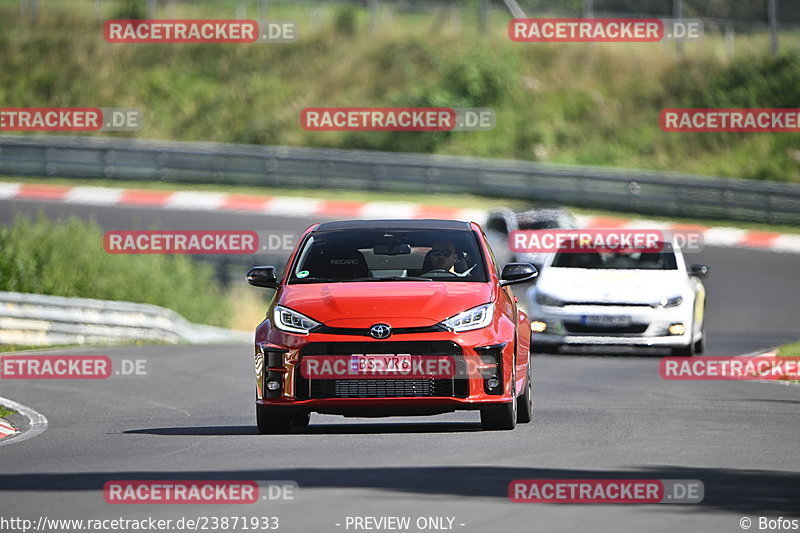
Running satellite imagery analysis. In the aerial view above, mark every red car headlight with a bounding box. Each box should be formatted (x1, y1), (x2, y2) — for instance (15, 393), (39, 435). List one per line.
(273, 305), (321, 335)
(440, 303), (494, 333)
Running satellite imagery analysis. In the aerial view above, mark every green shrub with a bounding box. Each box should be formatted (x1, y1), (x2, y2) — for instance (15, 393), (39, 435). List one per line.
(0, 215), (230, 326)
(113, 0), (146, 20)
(333, 5), (358, 36)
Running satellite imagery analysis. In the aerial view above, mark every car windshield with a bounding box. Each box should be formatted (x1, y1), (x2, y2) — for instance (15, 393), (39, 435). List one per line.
(552, 243), (678, 270)
(288, 228), (488, 283)
(518, 219), (560, 230)
(516, 210), (566, 230)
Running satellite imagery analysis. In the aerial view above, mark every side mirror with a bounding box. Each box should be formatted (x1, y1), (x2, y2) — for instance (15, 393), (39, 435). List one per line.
(247, 266), (279, 288)
(689, 264), (710, 278)
(500, 263), (538, 286)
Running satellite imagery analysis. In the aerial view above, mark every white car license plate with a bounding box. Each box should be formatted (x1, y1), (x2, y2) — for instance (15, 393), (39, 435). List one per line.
(582, 315), (633, 327)
(350, 354), (412, 374)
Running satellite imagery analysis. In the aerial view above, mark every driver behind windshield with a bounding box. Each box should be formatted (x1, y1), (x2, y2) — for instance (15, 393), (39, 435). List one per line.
(428, 239), (459, 273)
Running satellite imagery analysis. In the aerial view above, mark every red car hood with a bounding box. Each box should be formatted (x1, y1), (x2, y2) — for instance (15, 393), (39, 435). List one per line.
(279, 282), (494, 328)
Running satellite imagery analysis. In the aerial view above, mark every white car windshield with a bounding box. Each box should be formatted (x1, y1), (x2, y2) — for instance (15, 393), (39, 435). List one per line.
(552, 244), (678, 270)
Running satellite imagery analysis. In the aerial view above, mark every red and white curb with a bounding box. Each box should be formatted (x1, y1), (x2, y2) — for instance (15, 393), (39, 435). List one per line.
(0, 182), (484, 224)
(0, 419), (16, 440)
(574, 215), (800, 254)
(4, 181), (800, 253)
(0, 396), (48, 446)
(736, 348), (799, 387)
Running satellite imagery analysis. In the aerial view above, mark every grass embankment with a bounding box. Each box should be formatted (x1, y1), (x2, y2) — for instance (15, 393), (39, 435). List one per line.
(0, 216), (266, 330)
(1, 2), (800, 182)
(0, 406), (16, 418)
(777, 342), (800, 383)
(777, 342), (800, 358)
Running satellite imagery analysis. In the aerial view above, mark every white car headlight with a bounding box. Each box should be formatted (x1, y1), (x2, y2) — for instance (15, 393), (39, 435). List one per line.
(440, 303), (494, 333)
(653, 296), (683, 308)
(535, 291), (564, 307)
(273, 305), (321, 334)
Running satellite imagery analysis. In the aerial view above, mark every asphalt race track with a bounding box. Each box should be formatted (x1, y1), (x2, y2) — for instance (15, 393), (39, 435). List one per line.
(1, 197), (799, 533)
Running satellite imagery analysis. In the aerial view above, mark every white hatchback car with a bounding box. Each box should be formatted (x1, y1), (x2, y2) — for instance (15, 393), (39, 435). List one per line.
(525, 242), (709, 356)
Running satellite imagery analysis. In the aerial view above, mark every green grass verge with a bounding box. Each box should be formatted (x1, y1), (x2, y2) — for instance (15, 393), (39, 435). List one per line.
(0, 340), (173, 354)
(777, 341), (800, 383)
(777, 341), (800, 358)
(0, 344), (66, 353)
(1, 2), (800, 182)
(0, 406), (16, 418)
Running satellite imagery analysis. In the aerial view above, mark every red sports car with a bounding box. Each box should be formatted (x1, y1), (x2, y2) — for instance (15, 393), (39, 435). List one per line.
(247, 219), (537, 432)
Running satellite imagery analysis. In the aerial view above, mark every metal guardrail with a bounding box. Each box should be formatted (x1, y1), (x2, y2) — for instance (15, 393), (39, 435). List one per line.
(1, 134), (800, 225)
(0, 291), (250, 346)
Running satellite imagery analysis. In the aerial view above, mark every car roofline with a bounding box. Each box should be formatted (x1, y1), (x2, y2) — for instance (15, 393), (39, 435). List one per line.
(313, 219), (473, 232)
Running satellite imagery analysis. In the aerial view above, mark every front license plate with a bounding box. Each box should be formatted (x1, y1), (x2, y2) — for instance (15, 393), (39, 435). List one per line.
(350, 354), (412, 374)
(581, 315), (633, 327)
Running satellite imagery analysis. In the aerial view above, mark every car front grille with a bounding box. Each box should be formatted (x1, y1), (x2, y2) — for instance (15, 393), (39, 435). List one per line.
(563, 323), (649, 335)
(296, 341), (468, 399)
(311, 325), (447, 336)
(563, 301), (653, 307)
(310, 378), (454, 399)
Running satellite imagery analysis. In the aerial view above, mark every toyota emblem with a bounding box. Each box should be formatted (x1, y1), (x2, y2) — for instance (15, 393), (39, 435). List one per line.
(369, 323), (392, 339)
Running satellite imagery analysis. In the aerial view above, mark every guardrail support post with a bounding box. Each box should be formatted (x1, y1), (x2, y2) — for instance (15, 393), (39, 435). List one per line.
(768, 0), (778, 58)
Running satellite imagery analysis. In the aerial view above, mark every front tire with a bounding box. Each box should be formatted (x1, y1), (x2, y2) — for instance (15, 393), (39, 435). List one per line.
(516, 365), (533, 424)
(481, 364), (518, 431)
(290, 411), (311, 428)
(671, 336), (696, 357)
(256, 404), (293, 434)
(694, 326), (705, 354)
(532, 343), (560, 354)
(480, 401), (517, 430)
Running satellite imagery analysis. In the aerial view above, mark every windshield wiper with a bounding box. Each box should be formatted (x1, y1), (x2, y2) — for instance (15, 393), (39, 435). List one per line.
(289, 277), (333, 284)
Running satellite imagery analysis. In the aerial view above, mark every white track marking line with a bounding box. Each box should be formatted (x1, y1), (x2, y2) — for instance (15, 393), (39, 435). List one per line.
(357, 202), (417, 219)
(64, 186), (124, 205)
(0, 420), (16, 437)
(770, 234), (800, 254)
(456, 208), (487, 224)
(698, 227), (748, 247)
(165, 191), (227, 210)
(264, 197), (322, 216)
(0, 182), (22, 199)
(622, 219), (674, 230)
(0, 396), (48, 446)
